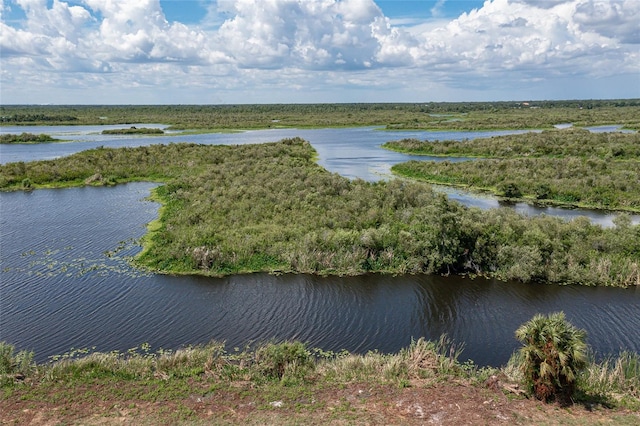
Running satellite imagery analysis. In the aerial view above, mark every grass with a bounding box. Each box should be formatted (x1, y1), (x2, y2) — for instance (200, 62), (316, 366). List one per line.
(101, 127), (164, 135)
(1, 338), (491, 395)
(0, 132), (60, 144)
(1, 338), (638, 424)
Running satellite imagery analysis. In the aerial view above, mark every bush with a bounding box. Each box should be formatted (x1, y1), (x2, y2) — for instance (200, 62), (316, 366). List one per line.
(515, 312), (587, 403)
(499, 181), (522, 198)
(254, 341), (313, 381)
(535, 183), (552, 200)
(0, 342), (35, 378)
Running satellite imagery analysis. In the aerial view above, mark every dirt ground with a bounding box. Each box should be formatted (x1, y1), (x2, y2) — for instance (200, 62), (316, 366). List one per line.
(3, 376), (638, 425)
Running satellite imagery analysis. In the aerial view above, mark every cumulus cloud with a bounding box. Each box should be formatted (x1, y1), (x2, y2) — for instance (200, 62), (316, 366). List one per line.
(0, 0), (638, 103)
(215, 0), (395, 69)
(81, 0), (217, 63)
(573, 0), (640, 43)
(411, 0), (638, 80)
(512, 0), (568, 8)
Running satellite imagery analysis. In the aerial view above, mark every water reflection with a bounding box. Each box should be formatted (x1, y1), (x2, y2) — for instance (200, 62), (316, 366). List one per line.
(432, 185), (639, 228)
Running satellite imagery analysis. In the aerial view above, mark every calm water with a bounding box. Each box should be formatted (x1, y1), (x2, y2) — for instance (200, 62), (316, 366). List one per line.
(1, 126), (639, 365)
(1, 183), (639, 366)
(1, 125), (637, 226)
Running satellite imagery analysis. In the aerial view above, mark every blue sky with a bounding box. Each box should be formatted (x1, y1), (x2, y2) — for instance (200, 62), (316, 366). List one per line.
(157, 1), (486, 23)
(1, 0), (638, 104)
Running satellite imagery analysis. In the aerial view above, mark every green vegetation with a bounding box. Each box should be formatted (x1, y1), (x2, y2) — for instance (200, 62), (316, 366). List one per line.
(393, 158), (640, 211)
(1, 329), (638, 423)
(101, 127), (164, 135)
(385, 104), (640, 131)
(387, 129), (640, 211)
(0, 342), (34, 378)
(1, 139), (638, 286)
(2, 100), (639, 130)
(383, 129), (640, 160)
(514, 312), (588, 404)
(0, 132), (58, 144)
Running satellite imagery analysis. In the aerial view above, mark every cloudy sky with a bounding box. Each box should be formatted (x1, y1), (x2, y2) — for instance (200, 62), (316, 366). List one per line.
(1, 0), (638, 104)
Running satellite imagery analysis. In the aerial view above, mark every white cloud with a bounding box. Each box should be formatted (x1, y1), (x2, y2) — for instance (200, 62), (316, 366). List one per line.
(215, 0), (391, 69)
(574, 0), (640, 43)
(81, 0), (216, 63)
(430, 0), (447, 17)
(411, 0), (638, 80)
(0, 0), (638, 104)
(512, 0), (568, 8)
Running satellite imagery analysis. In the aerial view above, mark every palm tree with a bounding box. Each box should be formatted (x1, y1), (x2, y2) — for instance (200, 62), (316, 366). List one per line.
(515, 312), (587, 403)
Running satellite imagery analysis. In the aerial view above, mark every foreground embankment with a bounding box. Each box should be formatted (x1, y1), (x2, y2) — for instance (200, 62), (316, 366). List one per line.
(1, 338), (638, 425)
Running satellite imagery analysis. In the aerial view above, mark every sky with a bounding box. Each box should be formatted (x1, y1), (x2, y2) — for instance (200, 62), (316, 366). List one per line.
(0, 0), (639, 104)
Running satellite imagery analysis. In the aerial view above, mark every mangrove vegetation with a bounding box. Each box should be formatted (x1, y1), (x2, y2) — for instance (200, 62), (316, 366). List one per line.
(383, 129), (640, 160)
(1, 139), (638, 286)
(386, 129), (640, 211)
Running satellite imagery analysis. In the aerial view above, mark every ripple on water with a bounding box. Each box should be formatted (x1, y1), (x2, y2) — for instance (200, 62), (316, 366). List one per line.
(1, 178), (639, 366)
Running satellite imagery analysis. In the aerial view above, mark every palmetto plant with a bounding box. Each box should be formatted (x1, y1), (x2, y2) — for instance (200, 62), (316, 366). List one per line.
(515, 312), (587, 403)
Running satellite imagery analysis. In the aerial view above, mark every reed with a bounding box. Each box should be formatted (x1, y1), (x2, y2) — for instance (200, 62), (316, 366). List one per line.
(2, 337), (639, 410)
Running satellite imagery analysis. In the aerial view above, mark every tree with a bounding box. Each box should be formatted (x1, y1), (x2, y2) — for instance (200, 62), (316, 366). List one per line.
(515, 312), (587, 404)
(499, 181), (522, 198)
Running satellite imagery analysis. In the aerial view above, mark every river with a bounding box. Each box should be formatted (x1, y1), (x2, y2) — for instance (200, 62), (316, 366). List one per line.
(1, 124), (637, 227)
(1, 126), (639, 366)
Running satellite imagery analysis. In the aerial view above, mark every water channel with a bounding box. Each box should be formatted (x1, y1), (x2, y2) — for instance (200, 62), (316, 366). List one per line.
(2, 124), (637, 227)
(1, 125), (639, 366)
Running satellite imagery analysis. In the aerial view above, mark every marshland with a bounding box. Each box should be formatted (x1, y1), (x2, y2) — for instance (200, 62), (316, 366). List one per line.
(1, 101), (639, 423)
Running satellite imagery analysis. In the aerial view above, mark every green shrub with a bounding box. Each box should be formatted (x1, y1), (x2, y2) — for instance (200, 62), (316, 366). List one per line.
(254, 341), (314, 381)
(535, 183), (552, 200)
(0, 342), (34, 377)
(499, 181), (522, 198)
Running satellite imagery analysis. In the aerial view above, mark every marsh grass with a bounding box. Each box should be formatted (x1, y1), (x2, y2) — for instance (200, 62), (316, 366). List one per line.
(0, 132), (58, 144)
(1, 338), (474, 390)
(0, 342), (35, 382)
(101, 127), (164, 135)
(578, 352), (640, 408)
(1, 139), (639, 286)
(2, 101), (639, 130)
(387, 130), (640, 212)
(2, 338), (638, 411)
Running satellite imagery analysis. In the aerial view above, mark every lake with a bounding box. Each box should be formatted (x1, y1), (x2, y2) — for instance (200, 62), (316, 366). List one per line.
(1, 126), (639, 366)
(1, 124), (637, 227)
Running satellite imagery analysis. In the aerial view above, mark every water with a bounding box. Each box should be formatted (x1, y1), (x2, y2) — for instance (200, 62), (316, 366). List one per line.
(1, 125), (637, 226)
(1, 184), (639, 367)
(0, 125), (527, 178)
(1, 126), (639, 365)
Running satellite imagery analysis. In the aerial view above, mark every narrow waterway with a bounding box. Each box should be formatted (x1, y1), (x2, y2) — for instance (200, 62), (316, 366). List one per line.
(1, 125), (637, 226)
(1, 183), (639, 366)
(2, 125), (639, 365)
